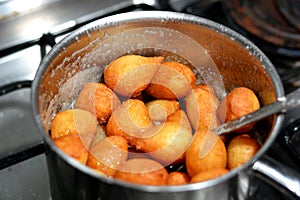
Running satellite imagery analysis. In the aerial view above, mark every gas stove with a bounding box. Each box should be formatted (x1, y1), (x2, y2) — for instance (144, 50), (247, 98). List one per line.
(0, 0), (299, 199)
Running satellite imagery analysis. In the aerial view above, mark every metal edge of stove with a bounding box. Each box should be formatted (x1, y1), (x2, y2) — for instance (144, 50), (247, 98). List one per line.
(0, 0), (299, 200)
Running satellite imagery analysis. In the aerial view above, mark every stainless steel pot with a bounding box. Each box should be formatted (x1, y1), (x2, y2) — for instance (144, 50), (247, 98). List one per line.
(31, 11), (300, 200)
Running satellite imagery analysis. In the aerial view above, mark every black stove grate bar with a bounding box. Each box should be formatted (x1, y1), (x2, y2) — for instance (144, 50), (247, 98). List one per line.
(0, 142), (45, 170)
(0, 80), (38, 170)
(0, 80), (32, 96)
(0, 3), (159, 59)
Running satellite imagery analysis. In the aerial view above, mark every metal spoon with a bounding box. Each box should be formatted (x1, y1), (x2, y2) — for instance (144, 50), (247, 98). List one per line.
(213, 87), (300, 136)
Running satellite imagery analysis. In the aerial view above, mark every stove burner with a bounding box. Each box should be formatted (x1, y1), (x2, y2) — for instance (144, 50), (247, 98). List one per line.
(276, 0), (300, 32)
(223, 0), (300, 58)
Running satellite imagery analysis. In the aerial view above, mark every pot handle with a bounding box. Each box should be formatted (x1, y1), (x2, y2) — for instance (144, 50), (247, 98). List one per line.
(252, 155), (300, 199)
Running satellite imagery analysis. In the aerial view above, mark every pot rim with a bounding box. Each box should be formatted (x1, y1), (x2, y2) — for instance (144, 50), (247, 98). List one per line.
(31, 10), (285, 192)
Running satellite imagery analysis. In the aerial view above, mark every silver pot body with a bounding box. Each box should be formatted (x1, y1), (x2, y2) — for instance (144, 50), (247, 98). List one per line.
(32, 11), (287, 200)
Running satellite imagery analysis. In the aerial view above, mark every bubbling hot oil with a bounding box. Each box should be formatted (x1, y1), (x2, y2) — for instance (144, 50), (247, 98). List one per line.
(49, 48), (228, 177)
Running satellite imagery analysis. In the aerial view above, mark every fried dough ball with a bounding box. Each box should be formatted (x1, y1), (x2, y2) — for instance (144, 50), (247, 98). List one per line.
(135, 122), (193, 165)
(50, 109), (98, 148)
(190, 168), (229, 183)
(166, 109), (192, 133)
(186, 129), (227, 177)
(53, 134), (89, 165)
(227, 134), (260, 169)
(87, 136), (128, 177)
(104, 55), (164, 97)
(185, 85), (220, 131)
(146, 99), (180, 123)
(114, 158), (168, 186)
(218, 87), (260, 133)
(106, 99), (152, 146)
(146, 61), (196, 100)
(75, 82), (120, 124)
(167, 172), (190, 185)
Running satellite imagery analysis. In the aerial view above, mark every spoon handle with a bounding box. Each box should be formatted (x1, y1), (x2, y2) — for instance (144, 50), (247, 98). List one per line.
(213, 87), (300, 136)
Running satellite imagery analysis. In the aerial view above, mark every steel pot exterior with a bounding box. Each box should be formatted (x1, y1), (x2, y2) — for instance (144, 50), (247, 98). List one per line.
(32, 11), (286, 200)
(46, 146), (239, 200)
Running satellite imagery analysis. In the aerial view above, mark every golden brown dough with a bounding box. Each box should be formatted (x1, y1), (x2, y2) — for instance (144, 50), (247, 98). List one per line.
(53, 134), (89, 165)
(75, 82), (120, 124)
(166, 109), (192, 133)
(135, 122), (193, 165)
(167, 172), (190, 185)
(146, 61), (196, 100)
(50, 109), (98, 148)
(146, 99), (180, 123)
(227, 134), (260, 169)
(114, 158), (168, 186)
(186, 129), (227, 177)
(106, 99), (153, 146)
(87, 136), (128, 177)
(185, 85), (220, 131)
(49, 53), (265, 186)
(104, 55), (163, 97)
(218, 87), (260, 132)
(190, 168), (228, 183)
